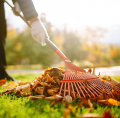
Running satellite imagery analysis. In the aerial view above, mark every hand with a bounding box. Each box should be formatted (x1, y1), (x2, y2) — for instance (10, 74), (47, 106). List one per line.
(13, 2), (21, 16)
(30, 19), (49, 46)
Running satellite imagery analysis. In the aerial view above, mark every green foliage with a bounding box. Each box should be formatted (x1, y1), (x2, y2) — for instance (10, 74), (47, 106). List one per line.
(63, 31), (86, 61)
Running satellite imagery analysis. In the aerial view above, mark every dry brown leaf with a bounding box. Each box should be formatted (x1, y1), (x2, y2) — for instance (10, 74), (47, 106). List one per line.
(2, 82), (18, 90)
(36, 95), (45, 98)
(46, 74), (56, 83)
(52, 76), (58, 80)
(78, 99), (93, 109)
(88, 68), (92, 73)
(18, 81), (30, 86)
(46, 96), (55, 100)
(108, 77), (120, 87)
(47, 89), (56, 96)
(98, 72), (101, 77)
(16, 84), (31, 95)
(60, 70), (65, 74)
(54, 94), (63, 101)
(1, 88), (16, 95)
(34, 87), (44, 95)
(40, 82), (50, 86)
(27, 95), (45, 100)
(92, 67), (95, 75)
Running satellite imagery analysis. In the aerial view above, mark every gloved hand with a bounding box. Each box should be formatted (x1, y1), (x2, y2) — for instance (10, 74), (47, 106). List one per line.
(13, 2), (21, 16)
(30, 19), (49, 46)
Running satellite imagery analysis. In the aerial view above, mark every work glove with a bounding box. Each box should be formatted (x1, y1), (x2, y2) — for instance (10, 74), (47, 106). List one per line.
(30, 19), (49, 46)
(13, 2), (21, 16)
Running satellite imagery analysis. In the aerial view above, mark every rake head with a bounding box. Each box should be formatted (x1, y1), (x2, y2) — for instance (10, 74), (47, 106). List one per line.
(59, 70), (120, 100)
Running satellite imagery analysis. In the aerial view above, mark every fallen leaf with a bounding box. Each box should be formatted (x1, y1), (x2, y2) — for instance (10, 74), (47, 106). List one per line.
(2, 82), (18, 89)
(46, 74), (56, 83)
(0, 78), (7, 86)
(27, 95), (45, 100)
(1, 88), (16, 95)
(58, 67), (64, 69)
(46, 96), (55, 100)
(78, 99), (93, 109)
(79, 113), (102, 118)
(98, 98), (120, 106)
(88, 68), (92, 73)
(34, 87), (44, 95)
(103, 110), (112, 118)
(47, 89), (56, 96)
(64, 95), (72, 103)
(54, 94), (63, 101)
(40, 82), (50, 86)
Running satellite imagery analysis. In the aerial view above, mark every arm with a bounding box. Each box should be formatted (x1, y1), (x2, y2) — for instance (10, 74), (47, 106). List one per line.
(17, 0), (38, 21)
(15, 0), (49, 46)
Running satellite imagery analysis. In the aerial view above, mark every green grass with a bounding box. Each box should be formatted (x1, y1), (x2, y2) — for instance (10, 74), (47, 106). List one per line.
(0, 74), (120, 118)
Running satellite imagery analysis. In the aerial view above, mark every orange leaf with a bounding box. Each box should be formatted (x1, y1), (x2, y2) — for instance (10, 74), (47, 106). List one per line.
(108, 98), (120, 106)
(101, 80), (106, 83)
(98, 98), (120, 106)
(58, 67), (64, 69)
(0, 78), (7, 86)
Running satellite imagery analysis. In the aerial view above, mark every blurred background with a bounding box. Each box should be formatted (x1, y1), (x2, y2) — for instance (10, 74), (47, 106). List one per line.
(4, 0), (120, 69)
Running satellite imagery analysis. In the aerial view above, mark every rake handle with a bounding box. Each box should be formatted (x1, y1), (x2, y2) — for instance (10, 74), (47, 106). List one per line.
(46, 39), (69, 62)
(5, 0), (69, 62)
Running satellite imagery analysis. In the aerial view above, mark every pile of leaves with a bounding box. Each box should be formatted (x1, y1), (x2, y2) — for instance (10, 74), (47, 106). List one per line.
(1, 67), (120, 105)
(1, 67), (120, 117)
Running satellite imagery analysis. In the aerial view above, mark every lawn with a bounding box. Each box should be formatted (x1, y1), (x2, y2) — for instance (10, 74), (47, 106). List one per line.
(0, 74), (120, 118)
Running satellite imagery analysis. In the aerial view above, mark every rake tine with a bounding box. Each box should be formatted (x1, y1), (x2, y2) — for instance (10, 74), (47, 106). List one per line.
(72, 72), (82, 99)
(59, 83), (63, 96)
(86, 81), (100, 96)
(83, 82), (96, 98)
(93, 80), (112, 96)
(91, 81), (104, 92)
(76, 82), (86, 99)
(64, 83), (67, 97)
(73, 82), (82, 99)
(70, 82), (76, 99)
(69, 71), (76, 99)
(100, 81), (112, 92)
(68, 82), (70, 96)
(59, 70), (67, 96)
(80, 82), (91, 98)
(89, 81), (103, 94)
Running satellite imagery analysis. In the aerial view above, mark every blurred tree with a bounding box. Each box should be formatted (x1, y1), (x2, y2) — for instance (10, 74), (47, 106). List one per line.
(80, 27), (108, 65)
(5, 14), (120, 68)
(63, 29), (86, 62)
(6, 13), (56, 68)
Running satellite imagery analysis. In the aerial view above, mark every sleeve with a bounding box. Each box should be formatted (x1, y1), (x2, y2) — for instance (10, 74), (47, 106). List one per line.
(12, 0), (17, 4)
(17, 0), (38, 21)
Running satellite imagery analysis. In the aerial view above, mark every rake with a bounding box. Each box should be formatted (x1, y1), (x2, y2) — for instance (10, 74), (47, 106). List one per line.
(59, 70), (120, 100)
(5, 1), (120, 100)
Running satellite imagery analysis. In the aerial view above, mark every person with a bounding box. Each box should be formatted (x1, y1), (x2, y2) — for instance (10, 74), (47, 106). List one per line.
(0, 0), (49, 81)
